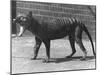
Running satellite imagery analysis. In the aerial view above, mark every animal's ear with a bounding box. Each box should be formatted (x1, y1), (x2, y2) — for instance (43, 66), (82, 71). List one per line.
(27, 11), (32, 17)
(29, 11), (32, 15)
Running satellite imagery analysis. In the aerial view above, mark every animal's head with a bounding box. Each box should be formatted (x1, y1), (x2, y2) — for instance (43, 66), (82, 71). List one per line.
(13, 11), (33, 37)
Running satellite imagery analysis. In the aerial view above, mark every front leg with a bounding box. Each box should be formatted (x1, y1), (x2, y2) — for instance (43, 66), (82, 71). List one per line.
(43, 39), (50, 63)
(31, 37), (42, 60)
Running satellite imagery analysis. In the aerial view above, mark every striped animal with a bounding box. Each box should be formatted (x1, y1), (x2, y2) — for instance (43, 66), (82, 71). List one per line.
(13, 11), (95, 62)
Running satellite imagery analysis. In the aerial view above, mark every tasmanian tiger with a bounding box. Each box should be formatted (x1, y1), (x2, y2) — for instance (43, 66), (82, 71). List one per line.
(13, 11), (95, 62)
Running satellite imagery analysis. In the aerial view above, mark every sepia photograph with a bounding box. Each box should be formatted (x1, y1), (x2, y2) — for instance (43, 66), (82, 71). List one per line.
(11, 0), (96, 74)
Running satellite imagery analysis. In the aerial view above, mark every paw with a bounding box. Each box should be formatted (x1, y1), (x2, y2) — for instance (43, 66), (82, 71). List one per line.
(80, 58), (86, 61)
(43, 59), (50, 63)
(30, 57), (36, 60)
(66, 55), (72, 58)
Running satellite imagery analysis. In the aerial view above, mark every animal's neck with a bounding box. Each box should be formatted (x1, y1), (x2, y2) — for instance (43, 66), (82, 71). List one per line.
(28, 17), (39, 34)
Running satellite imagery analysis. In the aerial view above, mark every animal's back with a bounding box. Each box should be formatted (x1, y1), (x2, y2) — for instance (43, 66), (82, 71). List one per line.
(38, 17), (78, 40)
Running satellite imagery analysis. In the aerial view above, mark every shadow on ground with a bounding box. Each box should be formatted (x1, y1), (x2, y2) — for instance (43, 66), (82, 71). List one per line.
(13, 55), (95, 63)
(37, 56), (95, 63)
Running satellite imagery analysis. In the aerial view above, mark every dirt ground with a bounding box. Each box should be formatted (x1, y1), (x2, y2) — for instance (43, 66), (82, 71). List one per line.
(11, 37), (96, 74)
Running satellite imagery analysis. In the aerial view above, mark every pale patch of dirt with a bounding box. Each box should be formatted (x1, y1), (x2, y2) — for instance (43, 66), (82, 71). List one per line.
(11, 37), (96, 74)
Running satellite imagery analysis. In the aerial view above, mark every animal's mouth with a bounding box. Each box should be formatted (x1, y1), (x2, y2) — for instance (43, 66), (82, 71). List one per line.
(17, 25), (25, 37)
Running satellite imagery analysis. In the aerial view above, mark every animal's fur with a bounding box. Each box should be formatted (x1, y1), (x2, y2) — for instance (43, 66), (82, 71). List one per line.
(13, 11), (95, 62)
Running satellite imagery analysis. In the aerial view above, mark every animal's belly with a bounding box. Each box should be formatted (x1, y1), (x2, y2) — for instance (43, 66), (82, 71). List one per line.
(37, 20), (72, 40)
(47, 29), (68, 40)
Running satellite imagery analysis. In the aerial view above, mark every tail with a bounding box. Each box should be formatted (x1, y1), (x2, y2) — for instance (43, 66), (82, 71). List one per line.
(81, 23), (96, 57)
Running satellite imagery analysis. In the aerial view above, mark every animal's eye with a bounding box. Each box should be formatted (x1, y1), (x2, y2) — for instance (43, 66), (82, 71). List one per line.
(12, 19), (16, 23)
(20, 17), (24, 20)
(13, 19), (16, 22)
(20, 17), (26, 21)
(23, 18), (26, 21)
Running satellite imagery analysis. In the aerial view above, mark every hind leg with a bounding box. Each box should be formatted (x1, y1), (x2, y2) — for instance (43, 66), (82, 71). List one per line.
(75, 27), (87, 60)
(76, 39), (87, 60)
(66, 35), (76, 58)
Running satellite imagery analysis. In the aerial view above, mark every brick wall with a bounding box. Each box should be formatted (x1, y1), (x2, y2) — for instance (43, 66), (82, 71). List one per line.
(15, 1), (96, 41)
